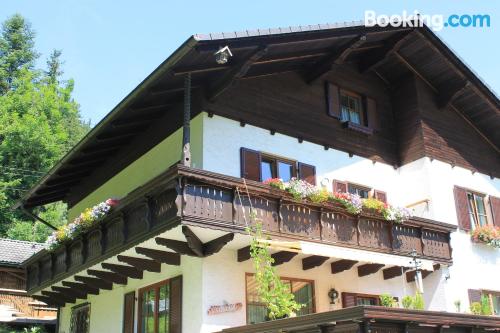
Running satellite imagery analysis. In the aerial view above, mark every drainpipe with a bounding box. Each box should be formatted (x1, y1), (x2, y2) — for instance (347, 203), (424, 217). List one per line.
(181, 72), (191, 167)
(20, 206), (57, 230)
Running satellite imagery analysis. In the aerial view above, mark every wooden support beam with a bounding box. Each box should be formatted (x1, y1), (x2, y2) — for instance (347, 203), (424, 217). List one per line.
(207, 46), (268, 101)
(155, 237), (197, 256)
(406, 268), (435, 282)
(382, 266), (409, 280)
(117, 255), (161, 272)
(358, 263), (385, 277)
(74, 275), (113, 290)
(41, 290), (75, 304)
(87, 269), (127, 285)
(61, 281), (99, 295)
(101, 263), (143, 279)
(359, 31), (414, 73)
(203, 233), (235, 256)
(32, 295), (64, 307)
(52, 286), (87, 300)
(331, 259), (358, 274)
(437, 80), (471, 108)
(305, 35), (367, 83)
(271, 251), (297, 266)
(181, 226), (204, 257)
(237, 246), (251, 262)
(302, 255), (329, 270)
(135, 247), (181, 265)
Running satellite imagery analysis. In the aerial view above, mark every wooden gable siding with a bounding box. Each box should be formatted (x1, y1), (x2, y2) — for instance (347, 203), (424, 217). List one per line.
(206, 65), (398, 165)
(415, 78), (500, 177)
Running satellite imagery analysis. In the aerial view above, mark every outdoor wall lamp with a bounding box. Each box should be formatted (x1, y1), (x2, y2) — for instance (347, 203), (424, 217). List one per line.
(410, 249), (424, 294)
(328, 288), (339, 304)
(214, 46), (232, 64)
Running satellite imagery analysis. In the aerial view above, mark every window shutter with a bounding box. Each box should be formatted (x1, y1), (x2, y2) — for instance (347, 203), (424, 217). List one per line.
(374, 190), (387, 203)
(333, 180), (348, 193)
(468, 289), (482, 305)
(489, 196), (500, 227)
(240, 148), (262, 181)
(453, 186), (471, 231)
(169, 275), (182, 333)
(298, 162), (316, 185)
(123, 291), (135, 333)
(341, 292), (356, 308)
(365, 97), (379, 130)
(325, 82), (341, 119)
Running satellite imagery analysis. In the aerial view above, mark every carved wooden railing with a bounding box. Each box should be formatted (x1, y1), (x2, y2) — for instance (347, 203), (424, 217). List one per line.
(24, 165), (456, 293)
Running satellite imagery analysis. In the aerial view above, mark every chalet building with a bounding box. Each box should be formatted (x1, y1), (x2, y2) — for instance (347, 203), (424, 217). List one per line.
(16, 22), (499, 333)
(0, 238), (57, 331)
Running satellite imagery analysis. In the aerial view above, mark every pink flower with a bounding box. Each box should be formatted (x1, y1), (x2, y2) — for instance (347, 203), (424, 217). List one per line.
(105, 198), (120, 207)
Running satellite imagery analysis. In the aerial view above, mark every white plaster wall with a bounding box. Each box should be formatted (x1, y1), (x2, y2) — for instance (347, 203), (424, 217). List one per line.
(57, 256), (203, 333)
(201, 113), (500, 314)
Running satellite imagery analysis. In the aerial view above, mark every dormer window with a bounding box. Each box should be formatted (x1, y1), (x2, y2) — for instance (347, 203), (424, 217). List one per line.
(340, 90), (363, 125)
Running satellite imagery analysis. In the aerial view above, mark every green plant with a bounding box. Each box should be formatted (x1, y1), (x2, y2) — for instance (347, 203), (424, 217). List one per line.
(402, 295), (413, 309)
(308, 188), (330, 204)
(470, 302), (482, 315)
(413, 292), (425, 310)
(246, 214), (303, 320)
(379, 293), (397, 307)
(480, 295), (492, 315)
(454, 299), (461, 312)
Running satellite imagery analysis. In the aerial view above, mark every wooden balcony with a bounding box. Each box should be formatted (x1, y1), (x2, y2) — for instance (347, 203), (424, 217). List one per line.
(23, 165), (456, 294)
(217, 306), (500, 333)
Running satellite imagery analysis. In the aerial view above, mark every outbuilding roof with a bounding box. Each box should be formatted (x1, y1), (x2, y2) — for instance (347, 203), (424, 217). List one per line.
(0, 238), (45, 266)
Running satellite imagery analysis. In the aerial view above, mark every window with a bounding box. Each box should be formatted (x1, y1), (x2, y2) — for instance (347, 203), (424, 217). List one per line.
(469, 289), (500, 316)
(466, 192), (488, 229)
(246, 274), (314, 324)
(138, 277), (182, 333)
(340, 90), (363, 125)
(70, 303), (90, 333)
(342, 292), (380, 308)
(260, 155), (296, 182)
(348, 184), (370, 199)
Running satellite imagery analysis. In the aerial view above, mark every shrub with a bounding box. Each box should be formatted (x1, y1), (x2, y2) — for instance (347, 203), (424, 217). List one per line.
(481, 294), (492, 315)
(379, 293), (397, 307)
(402, 295), (413, 309)
(413, 292), (425, 310)
(470, 302), (482, 315)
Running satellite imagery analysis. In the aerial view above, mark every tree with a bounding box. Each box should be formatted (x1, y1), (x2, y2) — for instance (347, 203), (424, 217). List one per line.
(0, 14), (89, 241)
(0, 14), (38, 94)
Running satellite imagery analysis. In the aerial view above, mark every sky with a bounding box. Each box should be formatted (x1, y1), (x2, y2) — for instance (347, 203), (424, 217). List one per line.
(1, 0), (498, 125)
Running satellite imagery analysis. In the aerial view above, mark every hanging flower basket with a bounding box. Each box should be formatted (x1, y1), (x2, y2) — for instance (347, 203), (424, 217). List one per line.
(470, 225), (500, 248)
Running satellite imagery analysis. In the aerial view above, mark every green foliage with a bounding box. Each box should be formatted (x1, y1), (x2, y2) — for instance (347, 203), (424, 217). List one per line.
(246, 213), (302, 320)
(379, 293), (397, 307)
(0, 14), (89, 241)
(454, 299), (461, 312)
(308, 188), (329, 204)
(480, 294), (492, 315)
(413, 292), (425, 310)
(470, 302), (482, 315)
(402, 295), (413, 309)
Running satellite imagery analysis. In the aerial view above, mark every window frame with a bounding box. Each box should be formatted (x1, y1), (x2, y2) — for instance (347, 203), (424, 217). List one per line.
(348, 183), (372, 199)
(340, 89), (364, 125)
(260, 153), (297, 182)
(245, 273), (316, 324)
(465, 190), (489, 229)
(137, 278), (171, 333)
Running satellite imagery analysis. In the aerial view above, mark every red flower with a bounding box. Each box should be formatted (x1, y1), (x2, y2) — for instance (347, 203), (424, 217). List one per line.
(105, 198), (120, 207)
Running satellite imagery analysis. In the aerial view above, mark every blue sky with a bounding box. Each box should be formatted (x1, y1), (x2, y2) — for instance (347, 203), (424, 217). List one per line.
(2, 0), (498, 124)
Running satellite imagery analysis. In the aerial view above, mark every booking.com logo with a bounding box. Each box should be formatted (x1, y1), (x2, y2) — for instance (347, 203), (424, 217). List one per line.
(365, 10), (491, 31)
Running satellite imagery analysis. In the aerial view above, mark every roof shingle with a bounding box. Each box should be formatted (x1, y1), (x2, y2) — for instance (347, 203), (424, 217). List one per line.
(0, 238), (45, 266)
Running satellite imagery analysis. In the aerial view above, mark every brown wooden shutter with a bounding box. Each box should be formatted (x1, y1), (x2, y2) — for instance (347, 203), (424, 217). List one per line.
(298, 162), (316, 185)
(365, 97), (379, 130)
(326, 82), (341, 119)
(489, 196), (500, 227)
(333, 180), (348, 193)
(453, 186), (471, 231)
(374, 190), (387, 203)
(169, 275), (182, 333)
(123, 291), (135, 333)
(341, 292), (356, 308)
(240, 148), (262, 181)
(468, 289), (482, 305)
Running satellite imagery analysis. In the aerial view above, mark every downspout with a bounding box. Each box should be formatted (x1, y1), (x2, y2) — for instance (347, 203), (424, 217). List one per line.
(181, 72), (192, 167)
(20, 206), (57, 230)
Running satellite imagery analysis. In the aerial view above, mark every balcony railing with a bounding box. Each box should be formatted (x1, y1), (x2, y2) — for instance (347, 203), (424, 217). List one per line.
(24, 165), (456, 294)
